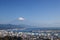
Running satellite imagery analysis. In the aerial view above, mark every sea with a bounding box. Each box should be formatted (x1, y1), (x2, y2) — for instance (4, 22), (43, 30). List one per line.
(7, 27), (60, 32)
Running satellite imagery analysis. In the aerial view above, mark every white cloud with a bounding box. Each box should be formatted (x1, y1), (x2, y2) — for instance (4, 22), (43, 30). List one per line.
(18, 17), (25, 21)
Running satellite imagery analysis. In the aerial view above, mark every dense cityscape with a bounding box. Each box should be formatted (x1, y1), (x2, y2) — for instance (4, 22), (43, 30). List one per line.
(0, 29), (60, 40)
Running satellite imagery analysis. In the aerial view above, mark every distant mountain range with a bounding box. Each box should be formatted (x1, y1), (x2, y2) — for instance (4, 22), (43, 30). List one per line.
(0, 24), (36, 30)
(0, 24), (60, 30)
(0, 24), (25, 30)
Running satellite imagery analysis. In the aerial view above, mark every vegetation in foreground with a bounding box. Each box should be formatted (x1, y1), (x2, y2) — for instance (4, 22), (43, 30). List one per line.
(0, 36), (22, 40)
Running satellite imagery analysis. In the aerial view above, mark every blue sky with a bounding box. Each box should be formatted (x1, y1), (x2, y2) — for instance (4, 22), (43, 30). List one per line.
(0, 0), (60, 27)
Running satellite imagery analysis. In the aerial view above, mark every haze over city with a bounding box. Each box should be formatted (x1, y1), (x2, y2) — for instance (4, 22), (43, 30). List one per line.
(0, 0), (60, 27)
